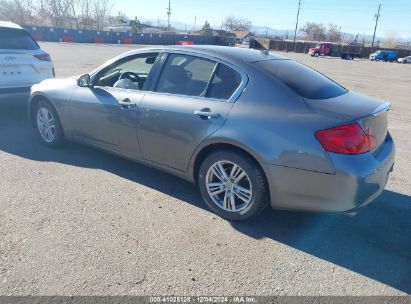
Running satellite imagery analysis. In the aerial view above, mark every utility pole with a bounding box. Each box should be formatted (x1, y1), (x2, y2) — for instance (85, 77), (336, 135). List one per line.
(166, 0), (171, 30)
(293, 0), (302, 52)
(371, 4), (381, 51)
(194, 16), (197, 32)
(293, 0), (301, 43)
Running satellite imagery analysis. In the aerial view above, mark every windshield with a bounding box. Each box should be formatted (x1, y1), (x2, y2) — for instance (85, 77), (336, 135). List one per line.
(0, 28), (39, 50)
(257, 59), (348, 100)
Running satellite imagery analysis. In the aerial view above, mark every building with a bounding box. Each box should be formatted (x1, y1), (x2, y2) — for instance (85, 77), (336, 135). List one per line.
(232, 31), (254, 44)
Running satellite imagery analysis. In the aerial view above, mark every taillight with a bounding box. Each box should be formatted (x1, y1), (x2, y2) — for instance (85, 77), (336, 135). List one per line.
(315, 122), (376, 155)
(34, 54), (51, 61)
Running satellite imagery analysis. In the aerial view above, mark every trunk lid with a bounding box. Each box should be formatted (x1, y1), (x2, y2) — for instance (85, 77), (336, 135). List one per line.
(305, 92), (390, 151)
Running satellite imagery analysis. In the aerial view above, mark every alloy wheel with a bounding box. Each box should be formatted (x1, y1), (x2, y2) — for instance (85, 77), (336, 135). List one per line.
(37, 107), (56, 143)
(205, 160), (253, 212)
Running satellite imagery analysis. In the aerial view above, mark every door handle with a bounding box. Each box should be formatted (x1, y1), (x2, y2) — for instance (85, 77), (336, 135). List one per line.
(194, 109), (221, 119)
(119, 98), (137, 109)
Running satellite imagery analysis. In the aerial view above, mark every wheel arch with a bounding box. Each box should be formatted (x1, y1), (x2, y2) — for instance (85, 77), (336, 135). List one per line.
(191, 141), (270, 201)
(29, 93), (58, 128)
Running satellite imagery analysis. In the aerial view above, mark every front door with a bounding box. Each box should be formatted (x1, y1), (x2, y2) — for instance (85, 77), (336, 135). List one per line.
(138, 53), (244, 171)
(70, 53), (160, 158)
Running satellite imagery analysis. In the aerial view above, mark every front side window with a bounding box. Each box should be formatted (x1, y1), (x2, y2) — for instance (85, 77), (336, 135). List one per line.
(96, 53), (159, 91)
(0, 28), (39, 50)
(156, 54), (216, 97)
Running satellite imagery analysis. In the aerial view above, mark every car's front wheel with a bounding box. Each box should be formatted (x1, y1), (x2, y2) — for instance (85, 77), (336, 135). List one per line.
(35, 100), (64, 148)
(198, 150), (268, 221)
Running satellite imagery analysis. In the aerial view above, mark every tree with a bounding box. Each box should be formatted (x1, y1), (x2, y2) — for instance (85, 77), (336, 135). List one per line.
(0, 0), (38, 25)
(130, 17), (142, 33)
(77, 0), (93, 30)
(224, 15), (252, 31)
(40, 0), (77, 28)
(93, 0), (112, 31)
(382, 32), (401, 48)
(300, 22), (326, 41)
(200, 20), (212, 35)
(327, 23), (341, 42)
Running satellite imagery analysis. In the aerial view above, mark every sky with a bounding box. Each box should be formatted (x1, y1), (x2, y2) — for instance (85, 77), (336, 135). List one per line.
(114, 0), (410, 39)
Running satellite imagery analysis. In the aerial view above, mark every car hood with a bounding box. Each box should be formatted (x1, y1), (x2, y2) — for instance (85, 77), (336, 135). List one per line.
(32, 77), (77, 89)
(31, 77), (79, 100)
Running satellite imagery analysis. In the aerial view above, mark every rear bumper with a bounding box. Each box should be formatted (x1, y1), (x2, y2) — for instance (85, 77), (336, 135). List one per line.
(0, 87), (31, 103)
(264, 133), (395, 212)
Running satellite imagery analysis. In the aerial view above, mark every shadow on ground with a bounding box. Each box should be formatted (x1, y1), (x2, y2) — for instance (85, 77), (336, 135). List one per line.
(1, 103), (410, 293)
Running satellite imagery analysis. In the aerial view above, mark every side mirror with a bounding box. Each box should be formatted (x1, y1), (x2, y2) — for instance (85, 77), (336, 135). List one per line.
(77, 74), (92, 87)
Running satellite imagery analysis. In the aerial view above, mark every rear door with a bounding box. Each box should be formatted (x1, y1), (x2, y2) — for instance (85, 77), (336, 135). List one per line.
(0, 27), (51, 88)
(138, 52), (246, 171)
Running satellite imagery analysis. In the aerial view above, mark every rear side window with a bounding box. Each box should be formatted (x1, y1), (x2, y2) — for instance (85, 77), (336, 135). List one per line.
(0, 28), (39, 50)
(258, 60), (348, 100)
(156, 54), (216, 97)
(206, 64), (242, 100)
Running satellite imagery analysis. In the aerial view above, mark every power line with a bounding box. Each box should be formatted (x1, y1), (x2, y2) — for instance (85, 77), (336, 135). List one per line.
(371, 4), (381, 52)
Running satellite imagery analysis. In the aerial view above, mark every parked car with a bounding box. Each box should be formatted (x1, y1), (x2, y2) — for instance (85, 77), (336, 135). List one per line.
(0, 21), (54, 104)
(308, 42), (361, 60)
(29, 46), (395, 221)
(369, 50), (398, 62)
(397, 56), (411, 64)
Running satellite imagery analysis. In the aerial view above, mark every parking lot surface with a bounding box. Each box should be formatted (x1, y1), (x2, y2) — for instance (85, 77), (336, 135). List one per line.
(0, 42), (410, 295)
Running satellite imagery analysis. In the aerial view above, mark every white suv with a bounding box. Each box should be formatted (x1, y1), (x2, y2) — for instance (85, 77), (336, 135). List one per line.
(0, 21), (54, 103)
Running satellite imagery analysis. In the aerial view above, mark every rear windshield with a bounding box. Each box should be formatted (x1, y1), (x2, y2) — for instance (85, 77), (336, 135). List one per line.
(257, 60), (348, 100)
(0, 28), (39, 50)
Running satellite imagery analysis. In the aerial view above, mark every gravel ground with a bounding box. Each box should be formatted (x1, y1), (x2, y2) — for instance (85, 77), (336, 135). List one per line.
(0, 42), (410, 296)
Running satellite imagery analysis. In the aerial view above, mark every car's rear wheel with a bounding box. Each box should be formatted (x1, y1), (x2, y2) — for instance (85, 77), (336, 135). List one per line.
(35, 100), (64, 148)
(198, 150), (268, 221)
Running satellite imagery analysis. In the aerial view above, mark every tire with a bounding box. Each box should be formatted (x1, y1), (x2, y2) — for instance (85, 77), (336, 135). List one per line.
(314, 52), (320, 57)
(198, 150), (269, 221)
(34, 100), (64, 148)
(403, 61), (408, 64)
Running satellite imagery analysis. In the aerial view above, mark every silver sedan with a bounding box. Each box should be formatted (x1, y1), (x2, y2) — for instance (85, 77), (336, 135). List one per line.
(398, 56), (411, 64)
(29, 46), (395, 220)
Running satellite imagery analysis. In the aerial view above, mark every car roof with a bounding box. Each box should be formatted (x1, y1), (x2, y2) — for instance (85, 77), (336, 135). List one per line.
(0, 21), (23, 30)
(130, 45), (289, 64)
